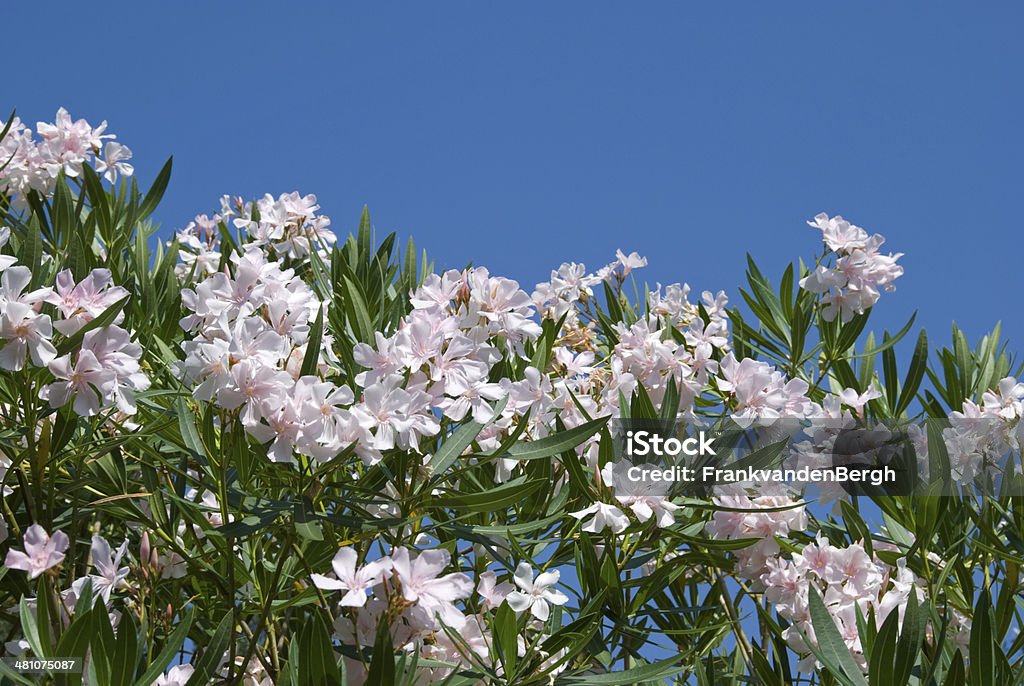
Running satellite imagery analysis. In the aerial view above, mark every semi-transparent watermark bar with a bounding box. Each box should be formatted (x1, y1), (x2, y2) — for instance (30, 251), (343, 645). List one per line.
(606, 417), (1024, 499)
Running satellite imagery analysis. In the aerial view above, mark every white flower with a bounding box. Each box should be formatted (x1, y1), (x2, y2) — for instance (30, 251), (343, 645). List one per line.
(310, 547), (391, 607)
(604, 463), (681, 528)
(152, 664), (194, 686)
(807, 213), (869, 252)
(569, 502), (630, 534)
(94, 141), (134, 183)
(0, 109), (132, 207)
(799, 214), (903, 322)
(85, 535), (130, 602)
(615, 249), (648, 276)
(981, 377), (1024, 420)
(505, 562), (568, 621)
(837, 386), (882, 416)
(0, 302), (56, 371)
(4, 524), (69, 579)
(390, 547), (473, 629)
(0, 226), (15, 272)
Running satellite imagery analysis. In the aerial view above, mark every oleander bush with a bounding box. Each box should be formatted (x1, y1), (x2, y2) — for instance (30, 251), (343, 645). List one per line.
(0, 108), (1022, 685)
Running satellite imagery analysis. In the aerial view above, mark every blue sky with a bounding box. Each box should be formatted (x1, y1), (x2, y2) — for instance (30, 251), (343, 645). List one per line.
(8, 3), (1023, 359)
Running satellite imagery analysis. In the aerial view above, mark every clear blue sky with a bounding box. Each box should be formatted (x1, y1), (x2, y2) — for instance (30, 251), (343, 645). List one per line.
(8, 3), (1022, 358)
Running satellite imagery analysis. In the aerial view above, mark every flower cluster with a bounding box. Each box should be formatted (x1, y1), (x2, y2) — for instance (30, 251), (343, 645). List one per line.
(41, 270), (148, 416)
(5, 106), (1008, 686)
(233, 191), (337, 259)
(717, 352), (818, 423)
(175, 191), (337, 280)
(604, 311), (725, 413)
(799, 213), (904, 322)
(762, 536), (924, 672)
(0, 231), (147, 416)
(176, 249), (366, 462)
(944, 375), (1024, 482)
(311, 546), (569, 683)
(0, 108), (133, 209)
(706, 483), (809, 578)
(352, 266), (545, 460)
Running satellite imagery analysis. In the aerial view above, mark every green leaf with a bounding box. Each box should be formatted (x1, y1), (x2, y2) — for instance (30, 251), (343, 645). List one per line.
(560, 654), (685, 684)
(603, 281), (624, 323)
(111, 613), (140, 686)
(895, 329), (928, 415)
(883, 338), (899, 414)
(132, 608), (194, 686)
(17, 213), (43, 280)
(429, 397), (508, 478)
(846, 312), (916, 360)
(943, 651), (966, 686)
(294, 498), (324, 541)
(300, 305), (324, 377)
(139, 156), (173, 220)
(52, 174), (76, 247)
(55, 604), (95, 686)
(506, 416), (609, 460)
(430, 420), (485, 477)
(19, 596), (45, 659)
(366, 614), (396, 686)
(840, 499), (873, 557)
(175, 398), (207, 460)
(434, 477), (546, 512)
(341, 274), (375, 343)
(892, 590), (925, 686)
(806, 587), (869, 686)
(492, 602), (518, 678)
(659, 377), (681, 422)
(67, 230), (91, 280)
(868, 607), (900, 686)
(298, 611), (341, 685)
(91, 597), (117, 685)
(185, 611), (234, 685)
(968, 588), (995, 686)
(0, 661), (36, 686)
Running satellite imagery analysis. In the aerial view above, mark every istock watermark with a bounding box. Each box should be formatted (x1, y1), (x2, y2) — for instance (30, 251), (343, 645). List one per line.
(624, 429), (717, 457)
(623, 463), (897, 488)
(605, 417), (1020, 500)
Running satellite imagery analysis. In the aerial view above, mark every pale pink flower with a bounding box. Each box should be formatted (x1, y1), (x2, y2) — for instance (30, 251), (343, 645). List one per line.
(615, 249), (648, 276)
(477, 570), (514, 610)
(45, 269), (129, 335)
(4, 524), (69, 579)
(40, 350), (115, 416)
(837, 387), (882, 416)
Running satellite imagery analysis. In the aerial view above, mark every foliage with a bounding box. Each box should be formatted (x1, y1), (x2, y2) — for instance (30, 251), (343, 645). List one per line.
(0, 109), (1023, 686)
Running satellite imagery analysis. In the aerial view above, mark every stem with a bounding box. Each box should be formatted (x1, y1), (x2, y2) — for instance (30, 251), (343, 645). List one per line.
(240, 531), (294, 678)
